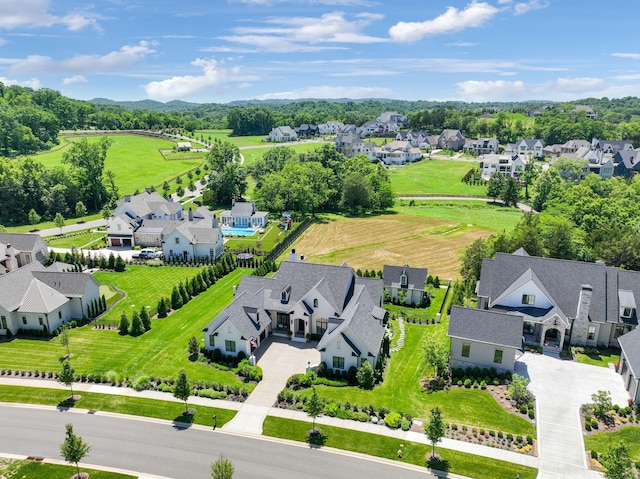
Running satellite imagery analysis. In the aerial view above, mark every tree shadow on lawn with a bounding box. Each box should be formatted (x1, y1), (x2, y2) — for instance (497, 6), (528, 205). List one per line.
(172, 410), (195, 430)
(306, 429), (327, 448)
(427, 456), (450, 474)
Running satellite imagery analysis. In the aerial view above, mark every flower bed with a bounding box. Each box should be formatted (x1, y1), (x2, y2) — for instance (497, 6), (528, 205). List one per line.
(444, 423), (536, 456)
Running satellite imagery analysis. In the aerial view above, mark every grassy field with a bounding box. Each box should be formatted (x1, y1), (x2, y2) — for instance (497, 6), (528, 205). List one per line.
(389, 159), (486, 196)
(0, 385), (236, 427)
(288, 204), (522, 280)
(46, 228), (106, 249)
(298, 318), (535, 436)
(197, 129), (267, 148)
(1, 461), (135, 479)
(584, 426), (640, 461)
(4, 213), (103, 234)
(263, 417), (537, 479)
(27, 135), (201, 194)
(0, 268), (250, 385)
(240, 142), (323, 167)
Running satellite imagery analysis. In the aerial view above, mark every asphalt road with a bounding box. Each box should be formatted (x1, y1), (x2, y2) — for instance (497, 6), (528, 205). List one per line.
(0, 405), (434, 479)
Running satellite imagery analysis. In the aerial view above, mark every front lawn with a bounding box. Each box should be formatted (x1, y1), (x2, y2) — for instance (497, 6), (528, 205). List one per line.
(262, 417), (537, 479)
(299, 319), (535, 436)
(0, 385), (236, 427)
(46, 229), (106, 249)
(0, 268), (250, 385)
(584, 426), (640, 462)
(574, 347), (620, 368)
(2, 461), (135, 479)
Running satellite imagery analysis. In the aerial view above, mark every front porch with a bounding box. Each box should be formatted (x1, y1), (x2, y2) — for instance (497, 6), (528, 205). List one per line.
(524, 321), (566, 349)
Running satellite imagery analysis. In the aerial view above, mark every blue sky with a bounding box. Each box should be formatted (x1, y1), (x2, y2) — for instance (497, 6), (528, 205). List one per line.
(0, 0), (638, 103)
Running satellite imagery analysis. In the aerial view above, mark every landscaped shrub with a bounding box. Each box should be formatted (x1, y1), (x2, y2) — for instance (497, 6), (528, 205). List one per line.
(347, 366), (358, 385)
(384, 411), (402, 428)
(324, 402), (339, 417)
(528, 409), (535, 419)
(316, 361), (327, 377)
(133, 376), (151, 391)
(526, 435), (533, 445)
(519, 405), (528, 414)
(401, 418), (411, 431)
(464, 378), (472, 388)
(353, 411), (369, 422)
(197, 389), (227, 400)
(480, 380), (487, 390)
(299, 370), (317, 388)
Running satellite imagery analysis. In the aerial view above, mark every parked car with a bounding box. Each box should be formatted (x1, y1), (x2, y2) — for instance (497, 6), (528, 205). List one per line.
(132, 249), (159, 259)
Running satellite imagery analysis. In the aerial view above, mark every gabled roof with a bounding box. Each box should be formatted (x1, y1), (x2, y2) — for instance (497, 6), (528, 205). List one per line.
(32, 271), (98, 297)
(0, 261), (47, 311)
(478, 252), (640, 325)
(18, 279), (68, 313)
(448, 306), (523, 349)
(382, 264), (427, 290)
(619, 328), (640, 379)
(516, 138), (544, 148)
(231, 201), (256, 217)
(0, 233), (47, 254)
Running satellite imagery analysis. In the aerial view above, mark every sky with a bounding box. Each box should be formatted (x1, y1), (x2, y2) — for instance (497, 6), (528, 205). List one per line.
(0, 0), (639, 104)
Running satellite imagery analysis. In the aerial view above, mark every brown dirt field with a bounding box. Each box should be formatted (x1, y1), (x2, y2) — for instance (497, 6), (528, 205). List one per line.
(288, 214), (494, 279)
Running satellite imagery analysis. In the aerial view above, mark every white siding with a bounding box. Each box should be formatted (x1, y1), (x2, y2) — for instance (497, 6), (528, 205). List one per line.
(495, 281), (553, 309)
(450, 337), (517, 372)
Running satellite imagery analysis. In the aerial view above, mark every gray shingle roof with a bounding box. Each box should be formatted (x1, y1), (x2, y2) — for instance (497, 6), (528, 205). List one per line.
(448, 306), (523, 349)
(619, 328), (640, 379)
(18, 279), (68, 313)
(0, 262), (47, 311)
(382, 264), (427, 290)
(478, 253), (640, 326)
(32, 271), (98, 297)
(0, 233), (47, 254)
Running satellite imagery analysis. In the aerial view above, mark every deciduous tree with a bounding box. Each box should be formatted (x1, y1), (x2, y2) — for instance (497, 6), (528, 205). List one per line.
(60, 423), (90, 479)
(174, 369), (193, 414)
(424, 406), (445, 460)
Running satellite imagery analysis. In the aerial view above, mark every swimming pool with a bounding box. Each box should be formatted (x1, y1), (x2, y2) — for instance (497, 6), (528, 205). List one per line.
(221, 227), (257, 237)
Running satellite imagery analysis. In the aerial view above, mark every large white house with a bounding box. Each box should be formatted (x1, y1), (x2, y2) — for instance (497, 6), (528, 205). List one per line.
(268, 126), (297, 142)
(202, 252), (387, 372)
(106, 190), (224, 261)
(0, 261), (100, 336)
(479, 154), (527, 180)
(0, 233), (49, 274)
(372, 141), (423, 165)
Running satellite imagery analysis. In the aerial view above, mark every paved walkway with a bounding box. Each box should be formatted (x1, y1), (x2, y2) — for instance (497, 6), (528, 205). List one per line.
(517, 353), (628, 479)
(390, 317), (405, 353)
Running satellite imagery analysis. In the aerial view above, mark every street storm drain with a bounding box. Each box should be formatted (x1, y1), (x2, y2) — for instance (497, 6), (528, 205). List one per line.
(88, 409), (97, 414)
(26, 456), (44, 462)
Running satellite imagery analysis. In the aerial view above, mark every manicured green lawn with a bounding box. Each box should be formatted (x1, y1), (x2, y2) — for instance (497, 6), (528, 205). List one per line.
(584, 426), (640, 460)
(385, 287), (447, 321)
(2, 461), (135, 479)
(393, 201), (523, 233)
(0, 268), (250, 385)
(4, 213), (103, 234)
(94, 265), (203, 320)
(389, 159), (486, 196)
(0, 385), (237, 427)
(575, 349), (620, 368)
(302, 319), (534, 436)
(27, 135), (201, 194)
(240, 143), (324, 167)
(262, 417), (537, 479)
(197, 130), (267, 148)
(46, 229), (106, 249)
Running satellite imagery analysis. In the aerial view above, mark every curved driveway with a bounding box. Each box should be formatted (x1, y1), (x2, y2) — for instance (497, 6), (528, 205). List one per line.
(0, 404), (433, 479)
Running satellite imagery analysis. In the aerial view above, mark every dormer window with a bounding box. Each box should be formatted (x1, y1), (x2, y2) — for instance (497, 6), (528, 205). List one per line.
(313, 298), (318, 308)
(401, 274), (408, 287)
(623, 308), (633, 318)
(280, 285), (291, 304)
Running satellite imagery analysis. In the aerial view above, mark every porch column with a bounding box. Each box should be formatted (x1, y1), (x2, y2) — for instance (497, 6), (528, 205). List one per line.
(539, 325), (546, 347)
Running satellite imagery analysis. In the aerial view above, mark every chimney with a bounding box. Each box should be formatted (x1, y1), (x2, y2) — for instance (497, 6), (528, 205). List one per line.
(145, 187), (152, 194)
(124, 195), (131, 203)
(289, 249), (297, 262)
(572, 284), (593, 346)
(232, 198), (236, 207)
(232, 285), (237, 296)
(188, 209), (193, 222)
(300, 255), (305, 263)
(212, 214), (218, 228)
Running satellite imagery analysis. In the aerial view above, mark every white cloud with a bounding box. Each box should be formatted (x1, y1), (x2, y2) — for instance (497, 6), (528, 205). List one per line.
(230, 0), (376, 5)
(389, 2), (499, 42)
(144, 58), (233, 100)
(0, 76), (41, 89)
(613, 74), (640, 81)
(446, 41), (476, 47)
(456, 80), (527, 101)
(9, 41), (155, 74)
(219, 11), (386, 52)
(513, 0), (549, 15)
(0, 0), (100, 31)
(258, 85), (394, 100)
(329, 69), (399, 77)
(544, 77), (606, 93)
(62, 74), (87, 85)
(612, 53), (640, 60)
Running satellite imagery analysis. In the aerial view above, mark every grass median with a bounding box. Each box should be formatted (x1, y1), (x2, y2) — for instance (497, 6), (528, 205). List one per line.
(1, 461), (135, 479)
(262, 416), (537, 479)
(0, 385), (237, 427)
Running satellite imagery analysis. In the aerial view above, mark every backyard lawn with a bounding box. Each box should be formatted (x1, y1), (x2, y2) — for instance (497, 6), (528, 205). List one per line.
(288, 204), (522, 279)
(300, 317), (535, 436)
(26, 135), (201, 194)
(0, 268), (250, 385)
(389, 158), (486, 196)
(263, 417), (537, 479)
(46, 228), (106, 249)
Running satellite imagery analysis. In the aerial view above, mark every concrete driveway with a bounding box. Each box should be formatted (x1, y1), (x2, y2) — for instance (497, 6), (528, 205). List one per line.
(222, 335), (320, 435)
(516, 353), (628, 479)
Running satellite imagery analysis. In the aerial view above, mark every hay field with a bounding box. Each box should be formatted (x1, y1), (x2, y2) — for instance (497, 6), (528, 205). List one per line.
(290, 213), (495, 280)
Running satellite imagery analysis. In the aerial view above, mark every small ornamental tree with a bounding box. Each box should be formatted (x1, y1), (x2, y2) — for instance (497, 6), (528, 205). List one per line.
(140, 306), (151, 331)
(107, 252), (116, 270)
(423, 334), (449, 380)
(188, 336), (200, 359)
(171, 286), (183, 310)
(305, 386), (324, 436)
(114, 255), (126, 272)
(60, 423), (91, 479)
(591, 390), (613, 420)
(75, 201), (87, 218)
(59, 324), (71, 359)
(425, 406), (445, 460)
(157, 297), (168, 318)
(356, 361), (375, 389)
(508, 373), (533, 406)
(28, 208), (41, 225)
(129, 311), (144, 336)
(210, 455), (234, 479)
(602, 441), (634, 479)
(118, 312), (129, 335)
(54, 212), (65, 234)
(173, 369), (193, 415)
(58, 359), (76, 401)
